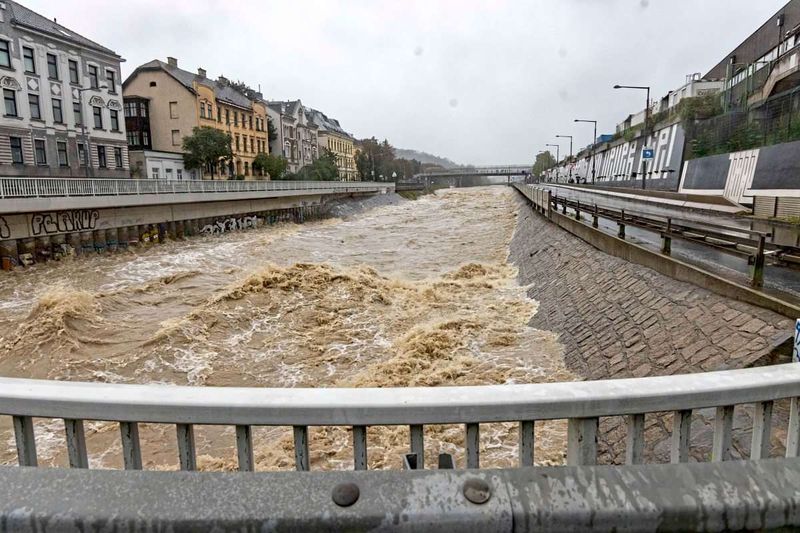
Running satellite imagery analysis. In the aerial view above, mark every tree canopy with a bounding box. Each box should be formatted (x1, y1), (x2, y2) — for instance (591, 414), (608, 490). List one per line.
(252, 153), (288, 180)
(532, 151), (557, 177)
(182, 127), (232, 178)
(354, 137), (422, 181)
(293, 149), (339, 181)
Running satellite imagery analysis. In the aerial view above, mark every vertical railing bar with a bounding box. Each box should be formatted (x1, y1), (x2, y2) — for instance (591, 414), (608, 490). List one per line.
(567, 418), (598, 466)
(409, 424), (425, 469)
(119, 421), (143, 470)
(176, 423), (197, 471)
(12, 415), (37, 467)
(670, 410), (692, 464)
(352, 426), (368, 471)
(465, 423), (480, 469)
(787, 397), (800, 458)
(625, 414), (646, 465)
(293, 425), (310, 471)
(751, 401), (774, 460)
(64, 418), (89, 469)
(235, 425), (254, 472)
(518, 420), (535, 467)
(712, 405), (734, 462)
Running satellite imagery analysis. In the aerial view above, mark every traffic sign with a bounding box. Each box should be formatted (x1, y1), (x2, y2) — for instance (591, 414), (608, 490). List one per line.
(642, 148), (655, 160)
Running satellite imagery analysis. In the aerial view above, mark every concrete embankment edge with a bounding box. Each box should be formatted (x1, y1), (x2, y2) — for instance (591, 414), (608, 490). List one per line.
(514, 187), (800, 320)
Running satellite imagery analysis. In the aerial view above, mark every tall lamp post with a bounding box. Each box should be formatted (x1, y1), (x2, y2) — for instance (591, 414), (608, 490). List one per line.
(614, 84), (650, 190)
(545, 143), (560, 182)
(556, 134), (573, 182)
(574, 119), (597, 185)
(76, 84), (107, 179)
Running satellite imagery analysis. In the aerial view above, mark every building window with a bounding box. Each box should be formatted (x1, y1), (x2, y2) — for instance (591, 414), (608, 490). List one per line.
(97, 145), (107, 168)
(78, 143), (87, 166)
(0, 40), (11, 69)
(126, 131), (138, 146)
(244, 161), (249, 176)
(235, 134), (240, 151)
(106, 70), (116, 93)
(177, 168), (183, 180)
(10, 137), (23, 164)
(34, 139), (46, 165)
(3, 89), (17, 117)
(234, 112), (239, 127)
(52, 98), (63, 123)
(73, 101), (82, 126)
(124, 101), (136, 117)
(199, 102), (206, 118)
(110, 109), (119, 131)
(23, 47), (35, 74)
(225, 109), (229, 124)
(28, 94), (40, 119)
(152, 167), (160, 179)
(249, 116), (253, 129)
(139, 102), (147, 117)
(169, 101), (178, 119)
(250, 137), (254, 152)
(93, 106), (102, 128)
(114, 147), (123, 168)
(88, 65), (99, 88)
(142, 131), (150, 146)
(69, 59), (79, 84)
(57, 141), (68, 166)
(217, 107), (221, 122)
(165, 168), (173, 179)
(171, 129), (180, 146)
(46, 53), (59, 80)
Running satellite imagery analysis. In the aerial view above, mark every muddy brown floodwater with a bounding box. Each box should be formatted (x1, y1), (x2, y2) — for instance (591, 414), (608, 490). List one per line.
(0, 187), (572, 470)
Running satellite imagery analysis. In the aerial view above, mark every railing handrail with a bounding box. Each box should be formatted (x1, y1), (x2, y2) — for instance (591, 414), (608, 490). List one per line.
(0, 178), (392, 199)
(2, 364), (798, 426)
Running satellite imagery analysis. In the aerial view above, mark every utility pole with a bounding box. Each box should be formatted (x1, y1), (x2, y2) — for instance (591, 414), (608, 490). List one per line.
(614, 84), (651, 190)
(574, 119), (598, 185)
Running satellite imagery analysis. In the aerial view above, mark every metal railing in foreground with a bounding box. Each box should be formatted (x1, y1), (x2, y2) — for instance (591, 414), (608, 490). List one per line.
(0, 178), (391, 199)
(2, 364), (800, 472)
(2, 459), (800, 531)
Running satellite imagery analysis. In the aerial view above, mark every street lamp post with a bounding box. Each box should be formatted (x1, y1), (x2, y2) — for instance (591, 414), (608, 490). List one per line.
(76, 84), (107, 179)
(574, 119), (598, 185)
(545, 143), (560, 182)
(556, 135), (574, 182)
(614, 84), (650, 190)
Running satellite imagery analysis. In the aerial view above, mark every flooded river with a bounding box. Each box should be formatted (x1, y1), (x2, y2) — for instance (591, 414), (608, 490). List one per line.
(0, 187), (572, 470)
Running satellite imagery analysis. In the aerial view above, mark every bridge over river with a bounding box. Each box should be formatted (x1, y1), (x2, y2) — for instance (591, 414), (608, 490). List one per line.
(0, 184), (798, 530)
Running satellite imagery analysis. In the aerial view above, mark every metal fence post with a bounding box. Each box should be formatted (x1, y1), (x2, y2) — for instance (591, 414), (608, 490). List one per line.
(592, 204), (598, 228)
(618, 209), (626, 239)
(662, 218), (672, 255)
(751, 234), (766, 288)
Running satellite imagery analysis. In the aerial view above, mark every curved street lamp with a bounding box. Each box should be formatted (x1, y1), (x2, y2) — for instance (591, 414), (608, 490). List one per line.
(614, 84), (651, 190)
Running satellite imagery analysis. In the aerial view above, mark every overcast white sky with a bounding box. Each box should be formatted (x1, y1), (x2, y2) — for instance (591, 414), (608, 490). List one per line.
(25, 0), (788, 165)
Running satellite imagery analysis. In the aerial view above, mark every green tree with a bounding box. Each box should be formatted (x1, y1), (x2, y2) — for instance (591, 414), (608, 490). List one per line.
(532, 151), (556, 177)
(267, 117), (278, 144)
(296, 149), (340, 181)
(252, 153), (288, 180)
(355, 137), (396, 180)
(182, 126), (232, 179)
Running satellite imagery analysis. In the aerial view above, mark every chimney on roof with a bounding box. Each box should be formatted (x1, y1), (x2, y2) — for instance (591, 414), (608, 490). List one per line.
(197, 67), (206, 78)
(167, 57), (178, 68)
(218, 75), (229, 85)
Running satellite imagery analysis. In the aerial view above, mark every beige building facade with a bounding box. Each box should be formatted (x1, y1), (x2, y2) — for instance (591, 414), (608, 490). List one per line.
(123, 57), (268, 179)
(307, 108), (357, 181)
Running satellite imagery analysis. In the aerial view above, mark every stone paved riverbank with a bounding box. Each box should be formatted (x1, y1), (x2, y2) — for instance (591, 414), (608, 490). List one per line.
(509, 192), (795, 463)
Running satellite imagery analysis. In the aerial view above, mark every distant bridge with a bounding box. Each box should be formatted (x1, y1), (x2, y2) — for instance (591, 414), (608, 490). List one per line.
(412, 165), (531, 180)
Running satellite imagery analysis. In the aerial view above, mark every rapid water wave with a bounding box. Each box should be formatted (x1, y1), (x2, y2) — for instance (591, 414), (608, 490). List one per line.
(0, 187), (573, 470)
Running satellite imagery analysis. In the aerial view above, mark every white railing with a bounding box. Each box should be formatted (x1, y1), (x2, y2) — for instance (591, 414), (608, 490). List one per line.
(3, 364), (799, 472)
(0, 178), (392, 199)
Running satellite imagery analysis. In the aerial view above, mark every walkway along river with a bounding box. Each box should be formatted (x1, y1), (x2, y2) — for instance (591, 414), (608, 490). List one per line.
(0, 187), (573, 470)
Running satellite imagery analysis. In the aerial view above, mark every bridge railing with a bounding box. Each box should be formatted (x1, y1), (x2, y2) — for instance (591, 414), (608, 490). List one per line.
(0, 178), (391, 199)
(3, 364), (799, 472)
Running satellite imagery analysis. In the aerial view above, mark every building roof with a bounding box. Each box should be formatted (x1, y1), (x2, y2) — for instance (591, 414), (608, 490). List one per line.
(5, 0), (120, 58)
(705, 0), (800, 79)
(126, 59), (257, 110)
(306, 107), (353, 139)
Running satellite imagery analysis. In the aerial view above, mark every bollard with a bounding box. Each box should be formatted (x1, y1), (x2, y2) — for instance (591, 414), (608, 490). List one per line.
(593, 204), (599, 228)
(751, 234), (766, 288)
(0, 239), (19, 271)
(105, 228), (119, 253)
(562, 198), (567, 214)
(575, 200), (581, 221)
(68, 233), (82, 256)
(92, 230), (107, 253)
(661, 218), (672, 256)
(618, 209), (626, 240)
(34, 236), (51, 262)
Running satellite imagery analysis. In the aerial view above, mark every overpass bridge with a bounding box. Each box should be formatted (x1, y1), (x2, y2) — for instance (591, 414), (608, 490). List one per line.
(413, 165), (532, 180)
(0, 177), (393, 269)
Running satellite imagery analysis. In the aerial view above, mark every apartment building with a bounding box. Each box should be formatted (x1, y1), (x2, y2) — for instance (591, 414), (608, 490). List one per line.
(307, 108), (357, 181)
(266, 100), (318, 174)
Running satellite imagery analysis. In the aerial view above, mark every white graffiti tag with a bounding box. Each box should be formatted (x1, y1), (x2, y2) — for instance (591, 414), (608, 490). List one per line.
(200, 216), (258, 235)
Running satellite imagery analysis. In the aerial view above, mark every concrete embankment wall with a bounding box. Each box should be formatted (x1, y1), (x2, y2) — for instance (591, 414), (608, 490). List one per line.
(509, 191), (794, 464)
(0, 192), (378, 270)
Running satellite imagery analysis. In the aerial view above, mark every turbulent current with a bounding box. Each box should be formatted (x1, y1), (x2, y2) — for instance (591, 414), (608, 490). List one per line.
(0, 187), (572, 470)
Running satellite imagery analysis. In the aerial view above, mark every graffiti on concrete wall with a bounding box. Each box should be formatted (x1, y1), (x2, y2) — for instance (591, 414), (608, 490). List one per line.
(0, 216), (9, 240)
(201, 216), (258, 235)
(31, 210), (100, 236)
